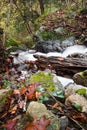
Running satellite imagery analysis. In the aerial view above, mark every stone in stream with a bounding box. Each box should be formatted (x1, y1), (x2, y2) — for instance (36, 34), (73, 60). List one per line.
(35, 37), (75, 53)
(61, 37), (75, 51)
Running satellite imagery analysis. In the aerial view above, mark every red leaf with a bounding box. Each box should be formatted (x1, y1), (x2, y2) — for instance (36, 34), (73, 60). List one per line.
(26, 115), (50, 130)
(26, 83), (38, 100)
(1, 118), (18, 130)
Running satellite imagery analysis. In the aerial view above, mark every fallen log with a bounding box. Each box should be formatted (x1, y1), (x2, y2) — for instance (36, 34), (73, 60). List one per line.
(34, 54), (87, 77)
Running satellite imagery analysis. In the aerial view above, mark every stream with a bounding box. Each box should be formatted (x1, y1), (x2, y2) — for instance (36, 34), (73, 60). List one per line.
(10, 44), (87, 87)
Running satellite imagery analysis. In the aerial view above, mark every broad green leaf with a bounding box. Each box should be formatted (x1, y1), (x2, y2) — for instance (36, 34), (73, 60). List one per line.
(53, 90), (65, 98)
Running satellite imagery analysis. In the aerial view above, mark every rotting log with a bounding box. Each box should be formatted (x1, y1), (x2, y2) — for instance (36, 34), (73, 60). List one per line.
(34, 54), (87, 77)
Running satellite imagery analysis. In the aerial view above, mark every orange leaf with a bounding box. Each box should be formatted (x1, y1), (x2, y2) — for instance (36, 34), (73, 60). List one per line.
(21, 87), (27, 95)
(52, 102), (59, 109)
(13, 89), (20, 95)
(9, 105), (17, 114)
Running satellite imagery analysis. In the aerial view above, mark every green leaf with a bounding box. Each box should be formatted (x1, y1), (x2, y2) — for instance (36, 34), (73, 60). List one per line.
(35, 85), (45, 92)
(76, 88), (86, 96)
(72, 103), (82, 112)
(53, 90), (65, 98)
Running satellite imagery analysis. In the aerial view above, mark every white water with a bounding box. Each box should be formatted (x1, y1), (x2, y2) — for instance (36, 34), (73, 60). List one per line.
(62, 45), (86, 57)
(12, 44), (87, 86)
(58, 76), (74, 87)
(13, 45), (87, 64)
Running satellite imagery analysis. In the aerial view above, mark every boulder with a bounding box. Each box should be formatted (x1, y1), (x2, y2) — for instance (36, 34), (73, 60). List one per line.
(61, 37), (75, 51)
(34, 32), (63, 53)
(65, 94), (87, 113)
(52, 40), (62, 52)
(65, 83), (87, 98)
(73, 70), (87, 87)
(26, 101), (60, 130)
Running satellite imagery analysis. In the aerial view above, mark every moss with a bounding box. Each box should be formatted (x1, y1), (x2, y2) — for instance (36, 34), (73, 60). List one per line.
(39, 30), (64, 40)
(29, 71), (55, 91)
(80, 70), (87, 79)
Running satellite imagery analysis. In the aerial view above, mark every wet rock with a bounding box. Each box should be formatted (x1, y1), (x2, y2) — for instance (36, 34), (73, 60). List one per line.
(52, 73), (64, 90)
(65, 94), (87, 113)
(35, 36), (75, 53)
(60, 116), (69, 130)
(26, 101), (60, 130)
(52, 40), (62, 52)
(46, 44), (53, 52)
(35, 38), (62, 53)
(61, 37), (75, 51)
(73, 70), (87, 87)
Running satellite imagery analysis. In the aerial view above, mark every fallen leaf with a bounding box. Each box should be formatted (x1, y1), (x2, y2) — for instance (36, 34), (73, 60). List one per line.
(1, 118), (18, 130)
(52, 102), (59, 109)
(26, 115), (50, 130)
(21, 87), (27, 95)
(9, 105), (17, 114)
(26, 83), (38, 100)
(13, 89), (20, 95)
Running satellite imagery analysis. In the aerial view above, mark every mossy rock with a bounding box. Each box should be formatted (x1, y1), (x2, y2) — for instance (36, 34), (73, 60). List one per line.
(73, 70), (87, 87)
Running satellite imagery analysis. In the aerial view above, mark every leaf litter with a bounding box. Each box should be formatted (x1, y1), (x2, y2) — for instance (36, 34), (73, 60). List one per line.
(0, 50), (87, 130)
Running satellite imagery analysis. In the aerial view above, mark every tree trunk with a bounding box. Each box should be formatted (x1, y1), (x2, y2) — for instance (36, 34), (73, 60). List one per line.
(82, 0), (87, 8)
(34, 54), (87, 77)
(38, 0), (44, 14)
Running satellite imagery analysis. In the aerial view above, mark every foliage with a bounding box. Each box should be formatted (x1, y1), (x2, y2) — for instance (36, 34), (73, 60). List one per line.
(39, 30), (64, 40)
(2, 80), (11, 88)
(22, 35), (35, 47)
(5, 38), (21, 47)
(72, 103), (82, 112)
(0, 0), (86, 48)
